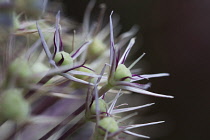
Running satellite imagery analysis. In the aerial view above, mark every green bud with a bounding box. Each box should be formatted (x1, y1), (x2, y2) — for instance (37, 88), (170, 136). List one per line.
(9, 58), (32, 78)
(31, 62), (49, 74)
(0, 89), (30, 122)
(114, 64), (132, 82)
(98, 117), (119, 135)
(88, 39), (106, 58)
(90, 99), (107, 115)
(54, 51), (73, 66)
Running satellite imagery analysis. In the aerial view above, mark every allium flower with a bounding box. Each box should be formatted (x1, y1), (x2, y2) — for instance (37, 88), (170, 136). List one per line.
(36, 11), (100, 86)
(0, 0), (173, 140)
(98, 12), (173, 99)
(86, 82), (167, 139)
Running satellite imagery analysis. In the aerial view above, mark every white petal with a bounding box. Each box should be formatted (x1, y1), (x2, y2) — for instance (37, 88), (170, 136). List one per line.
(116, 81), (151, 90)
(120, 86), (174, 98)
(60, 73), (93, 85)
(109, 11), (115, 68)
(108, 91), (121, 114)
(112, 103), (155, 114)
(55, 11), (61, 52)
(123, 130), (150, 139)
(96, 63), (109, 84)
(126, 121), (165, 130)
(131, 73), (170, 82)
(36, 22), (52, 61)
(118, 38), (135, 64)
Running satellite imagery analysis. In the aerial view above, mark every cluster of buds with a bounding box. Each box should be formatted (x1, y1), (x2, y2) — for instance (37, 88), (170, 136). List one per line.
(0, 0), (173, 140)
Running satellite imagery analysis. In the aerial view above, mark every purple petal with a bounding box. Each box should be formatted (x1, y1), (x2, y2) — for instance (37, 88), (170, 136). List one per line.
(71, 41), (91, 59)
(109, 11), (118, 80)
(123, 131), (150, 139)
(118, 38), (135, 64)
(36, 22), (53, 62)
(82, 65), (95, 72)
(56, 53), (64, 66)
(54, 11), (63, 52)
(63, 61), (86, 73)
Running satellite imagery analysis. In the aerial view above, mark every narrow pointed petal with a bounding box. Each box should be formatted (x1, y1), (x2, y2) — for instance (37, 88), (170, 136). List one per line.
(54, 11), (62, 52)
(120, 86), (174, 98)
(71, 41), (91, 59)
(131, 73), (170, 82)
(118, 38), (135, 64)
(96, 63), (109, 84)
(69, 70), (99, 78)
(83, 0), (96, 35)
(47, 92), (82, 99)
(125, 121), (165, 130)
(109, 11), (117, 79)
(60, 73), (94, 85)
(112, 103), (155, 114)
(108, 91), (121, 114)
(123, 130), (150, 139)
(116, 81), (151, 90)
(94, 85), (101, 125)
(36, 22), (52, 61)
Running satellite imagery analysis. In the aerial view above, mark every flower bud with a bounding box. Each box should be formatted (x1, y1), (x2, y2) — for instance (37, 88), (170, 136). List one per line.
(54, 51), (73, 66)
(9, 58), (32, 78)
(0, 89), (30, 122)
(88, 39), (106, 59)
(15, 0), (45, 18)
(98, 117), (119, 135)
(90, 99), (107, 115)
(114, 64), (132, 82)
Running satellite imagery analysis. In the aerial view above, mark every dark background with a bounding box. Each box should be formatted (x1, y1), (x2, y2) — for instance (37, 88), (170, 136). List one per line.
(61, 0), (209, 139)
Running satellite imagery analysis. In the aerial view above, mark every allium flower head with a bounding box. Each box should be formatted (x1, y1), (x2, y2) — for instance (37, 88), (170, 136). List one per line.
(0, 1), (173, 140)
(98, 12), (173, 99)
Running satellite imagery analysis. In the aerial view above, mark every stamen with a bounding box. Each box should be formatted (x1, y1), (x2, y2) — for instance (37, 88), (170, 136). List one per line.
(72, 30), (76, 51)
(117, 112), (138, 123)
(83, 0), (96, 35)
(128, 53), (146, 70)
(93, 3), (106, 36)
